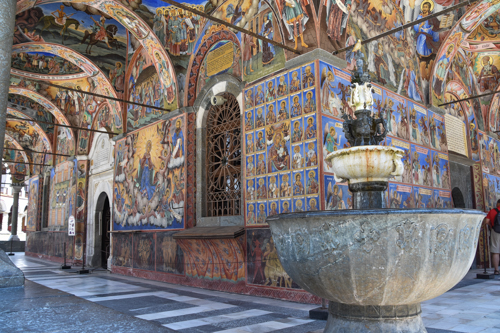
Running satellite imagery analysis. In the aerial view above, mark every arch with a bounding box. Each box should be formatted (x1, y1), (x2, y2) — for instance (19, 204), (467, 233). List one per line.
(194, 74), (245, 221)
(15, 0), (179, 109)
(87, 175), (113, 267)
(6, 108), (53, 154)
(9, 86), (72, 127)
(186, 28), (241, 107)
(4, 134), (30, 165)
(430, 0), (500, 105)
(11, 68), (89, 81)
(11, 43), (124, 127)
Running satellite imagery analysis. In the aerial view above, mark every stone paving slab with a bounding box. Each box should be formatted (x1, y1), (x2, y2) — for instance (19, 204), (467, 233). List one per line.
(6, 253), (500, 332)
(0, 279), (174, 333)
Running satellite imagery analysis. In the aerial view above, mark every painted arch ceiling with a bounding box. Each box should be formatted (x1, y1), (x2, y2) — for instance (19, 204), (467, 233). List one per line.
(9, 0), (500, 161)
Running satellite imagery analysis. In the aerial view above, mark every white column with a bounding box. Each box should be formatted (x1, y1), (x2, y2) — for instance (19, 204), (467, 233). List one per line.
(9, 185), (23, 241)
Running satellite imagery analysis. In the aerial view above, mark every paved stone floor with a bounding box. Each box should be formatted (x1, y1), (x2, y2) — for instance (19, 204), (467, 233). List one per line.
(2, 254), (500, 332)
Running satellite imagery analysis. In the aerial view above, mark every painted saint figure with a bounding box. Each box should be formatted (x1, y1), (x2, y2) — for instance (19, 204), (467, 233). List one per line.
(260, 13), (275, 65)
(281, 0), (309, 49)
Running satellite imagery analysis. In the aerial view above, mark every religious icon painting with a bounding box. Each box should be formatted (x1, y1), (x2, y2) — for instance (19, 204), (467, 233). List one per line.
(483, 173), (496, 211)
(256, 152), (267, 176)
(265, 77), (277, 102)
(245, 132), (255, 154)
(428, 111), (446, 152)
(322, 116), (349, 173)
(303, 88), (317, 114)
(277, 72), (289, 98)
(245, 109), (254, 131)
(268, 175), (280, 199)
(268, 200), (279, 217)
(291, 143), (304, 170)
(244, 88), (254, 110)
(266, 101), (277, 126)
(324, 175), (351, 210)
(279, 172), (292, 198)
(304, 140), (318, 167)
(432, 150), (451, 189)
(302, 63), (315, 90)
(383, 90), (408, 140)
(277, 98), (289, 122)
(388, 183), (413, 209)
(256, 177), (268, 200)
(305, 168), (320, 195)
(247, 179), (256, 202)
(289, 68), (302, 94)
(246, 155), (256, 177)
(469, 118), (480, 162)
(319, 62), (350, 118)
(255, 129), (266, 152)
(255, 107), (265, 129)
(481, 133), (493, 174)
(280, 198), (292, 213)
(385, 137), (411, 184)
(413, 186), (434, 208)
(434, 190), (452, 208)
(292, 170), (305, 196)
(291, 118), (303, 144)
(293, 197), (305, 212)
(290, 93), (302, 118)
(410, 144), (432, 187)
(267, 122), (291, 173)
(256, 202), (268, 224)
(246, 203), (257, 224)
(255, 83), (265, 106)
(408, 102), (430, 147)
(307, 196), (320, 211)
(304, 114), (317, 141)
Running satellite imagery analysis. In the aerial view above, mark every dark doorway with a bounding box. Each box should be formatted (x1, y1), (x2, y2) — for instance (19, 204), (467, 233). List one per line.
(449, 161), (473, 209)
(95, 192), (111, 269)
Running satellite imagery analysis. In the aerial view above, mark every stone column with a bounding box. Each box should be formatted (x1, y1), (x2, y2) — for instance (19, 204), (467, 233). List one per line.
(0, 0), (16, 161)
(9, 185), (23, 241)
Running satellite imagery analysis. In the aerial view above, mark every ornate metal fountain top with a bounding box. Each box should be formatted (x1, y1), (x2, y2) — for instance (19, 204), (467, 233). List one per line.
(342, 41), (387, 147)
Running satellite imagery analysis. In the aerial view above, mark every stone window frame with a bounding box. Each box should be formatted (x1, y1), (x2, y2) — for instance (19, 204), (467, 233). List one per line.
(194, 74), (246, 227)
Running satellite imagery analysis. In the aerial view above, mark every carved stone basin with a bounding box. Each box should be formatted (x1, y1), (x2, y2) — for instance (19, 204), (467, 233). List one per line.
(267, 208), (485, 332)
(326, 146), (404, 185)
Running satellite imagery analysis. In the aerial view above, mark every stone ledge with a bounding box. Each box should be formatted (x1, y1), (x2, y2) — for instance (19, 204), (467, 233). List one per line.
(0, 249), (24, 288)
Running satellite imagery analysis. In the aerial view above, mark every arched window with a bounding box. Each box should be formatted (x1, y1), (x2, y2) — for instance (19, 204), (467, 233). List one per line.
(205, 93), (242, 217)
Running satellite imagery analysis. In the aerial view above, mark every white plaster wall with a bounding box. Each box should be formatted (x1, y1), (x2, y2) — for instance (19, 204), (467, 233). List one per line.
(86, 131), (114, 265)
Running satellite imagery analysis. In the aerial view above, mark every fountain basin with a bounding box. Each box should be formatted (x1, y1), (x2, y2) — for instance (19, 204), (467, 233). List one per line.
(326, 146), (404, 184)
(267, 209), (484, 332)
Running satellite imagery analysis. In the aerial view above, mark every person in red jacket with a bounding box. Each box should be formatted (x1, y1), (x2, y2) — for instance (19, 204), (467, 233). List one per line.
(483, 199), (500, 274)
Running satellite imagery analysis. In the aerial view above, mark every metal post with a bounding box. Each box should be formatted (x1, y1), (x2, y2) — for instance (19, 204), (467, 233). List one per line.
(62, 242), (71, 269)
(78, 242), (89, 274)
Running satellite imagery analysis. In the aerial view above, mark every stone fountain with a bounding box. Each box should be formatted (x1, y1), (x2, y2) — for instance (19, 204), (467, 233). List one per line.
(266, 57), (485, 332)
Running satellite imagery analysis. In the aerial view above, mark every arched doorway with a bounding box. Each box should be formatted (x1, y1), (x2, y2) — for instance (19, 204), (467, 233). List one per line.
(94, 192), (111, 269)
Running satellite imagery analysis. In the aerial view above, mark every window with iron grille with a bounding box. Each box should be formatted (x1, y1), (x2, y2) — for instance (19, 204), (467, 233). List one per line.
(205, 93), (242, 217)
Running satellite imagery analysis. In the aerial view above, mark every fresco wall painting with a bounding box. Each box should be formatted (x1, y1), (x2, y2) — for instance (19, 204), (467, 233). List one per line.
(27, 176), (40, 232)
(318, 60), (452, 211)
(243, 62), (321, 226)
(48, 160), (76, 232)
(113, 115), (186, 231)
(14, 4), (128, 79)
(246, 228), (298, 288)
(126, 46), (176, 131)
